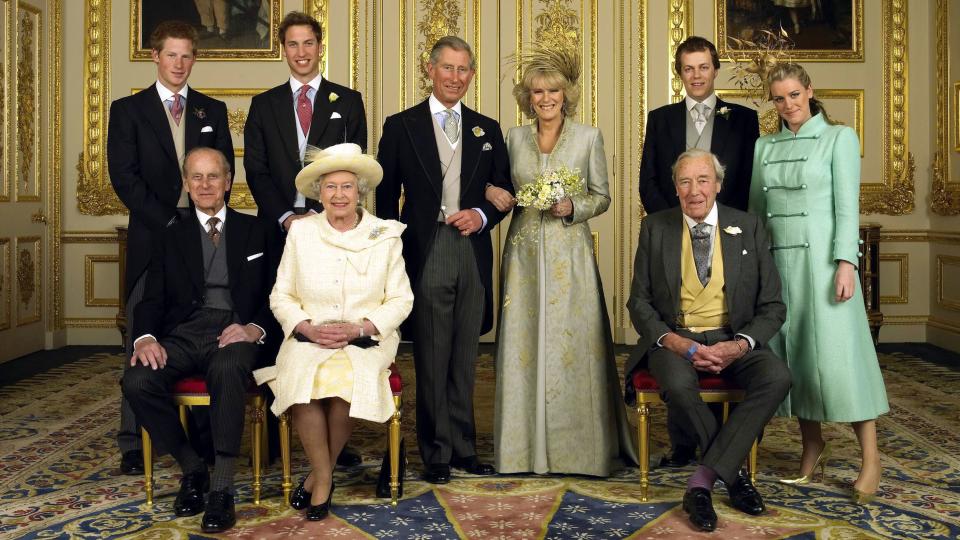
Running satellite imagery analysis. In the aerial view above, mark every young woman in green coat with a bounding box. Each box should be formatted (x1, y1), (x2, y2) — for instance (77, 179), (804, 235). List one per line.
(749, 63), (889, 505)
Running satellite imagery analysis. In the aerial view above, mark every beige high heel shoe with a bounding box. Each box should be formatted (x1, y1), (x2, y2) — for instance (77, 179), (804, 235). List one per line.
(780, 443), (830, 485)
(851, 488), (876, 505)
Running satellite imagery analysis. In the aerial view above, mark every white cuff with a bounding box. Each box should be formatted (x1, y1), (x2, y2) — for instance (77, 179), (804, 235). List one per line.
(473, 207), (488, 231)
(279, 210), (295, 230)
(133, 334), (157, 348)
(248, 323), (266, 345)
(735, 333), (756, 350)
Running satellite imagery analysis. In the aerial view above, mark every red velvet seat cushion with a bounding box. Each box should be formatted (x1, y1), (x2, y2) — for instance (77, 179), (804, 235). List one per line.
(388, 364), (402, 395)
(631, 369), (742, 392)
(172, 375), (258, 395)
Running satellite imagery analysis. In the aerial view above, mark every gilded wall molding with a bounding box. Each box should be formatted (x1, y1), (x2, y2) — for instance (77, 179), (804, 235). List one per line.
(879, 253), (909, 304)
(931, 0), (959, 214)
(52, 0), (64, 329)
(78, 0), (124, 215)
(416, 0), (463, 98)
(16, 2), (39, 202)
(937, 255), (960, 311)
(667, 0), (690, 103)
(879, 229), (960, 245)
(63, 317), (117, 328)
(0, 0), (8, 203)
(84, 254), (119, 307)
(0, 238), (10, 331)
(860, 0), (913, 215)
(15, 235), (39, 325)
(306, 0), (329, 76)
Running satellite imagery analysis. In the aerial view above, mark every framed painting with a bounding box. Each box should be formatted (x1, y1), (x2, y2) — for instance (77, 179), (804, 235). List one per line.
(130, 0), (282, 61)
(716, 0), (863, 61)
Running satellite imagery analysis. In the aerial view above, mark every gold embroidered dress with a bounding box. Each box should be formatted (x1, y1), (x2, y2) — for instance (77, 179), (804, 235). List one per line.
(493, 121), (636, 475)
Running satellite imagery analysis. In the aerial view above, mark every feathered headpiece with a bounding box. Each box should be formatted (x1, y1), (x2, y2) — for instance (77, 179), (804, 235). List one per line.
(512, 43), (581, 88)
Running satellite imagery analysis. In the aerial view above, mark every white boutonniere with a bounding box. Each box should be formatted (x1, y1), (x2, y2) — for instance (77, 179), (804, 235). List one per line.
(193, 107), (206, 120)
(328, 92), (339, 103)
(723, 225), (742, 235)
(717, 106), (731, 120)
(472, 126), (485, 137)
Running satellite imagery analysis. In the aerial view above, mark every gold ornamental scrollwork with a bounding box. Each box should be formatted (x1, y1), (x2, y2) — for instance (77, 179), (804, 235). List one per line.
(533, 0), (580, 54)
(860, 0), (913, 215)
(931, 0), (959, 214)
(227, 109), (247, 136)
(417, 0), (462, 97)
(79, 0), (125, 215)
(667, 0), (691, 103)
(306, 0), (329, 75)
(16, 248), (34, 306)
(16, 6), (37, 198)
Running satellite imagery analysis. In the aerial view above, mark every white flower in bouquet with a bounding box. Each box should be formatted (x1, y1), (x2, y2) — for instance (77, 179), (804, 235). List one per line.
(515, 166), (585, 210)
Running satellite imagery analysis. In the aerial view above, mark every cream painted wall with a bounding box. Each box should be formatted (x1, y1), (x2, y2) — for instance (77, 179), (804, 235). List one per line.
(44, 0), (960, 352)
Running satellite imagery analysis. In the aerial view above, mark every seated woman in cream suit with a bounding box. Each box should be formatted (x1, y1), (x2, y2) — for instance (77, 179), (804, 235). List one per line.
(254, 143), (413, 521)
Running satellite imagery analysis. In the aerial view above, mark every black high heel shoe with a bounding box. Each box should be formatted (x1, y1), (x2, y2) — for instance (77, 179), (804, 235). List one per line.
(290, 477), (312, 510)
(306, 482), (335, 521)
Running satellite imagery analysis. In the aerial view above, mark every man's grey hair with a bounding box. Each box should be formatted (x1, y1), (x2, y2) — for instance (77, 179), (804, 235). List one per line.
(182, 147), (232, 178)
(428, 36), (476, 71)
(671, 148), (725, 184)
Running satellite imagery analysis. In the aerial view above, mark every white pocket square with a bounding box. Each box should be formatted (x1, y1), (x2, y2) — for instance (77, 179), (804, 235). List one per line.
(330, 112), (342, 119)
(482, 142), (493, 151)
(742, 249), (748, 255)
(246, 252), (264, 261)
(200, 126), (214, 133)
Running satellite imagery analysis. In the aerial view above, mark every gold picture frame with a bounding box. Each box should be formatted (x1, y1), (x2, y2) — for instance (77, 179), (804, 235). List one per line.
(716, 0), (864, 62)
(129, 0), (282, 61)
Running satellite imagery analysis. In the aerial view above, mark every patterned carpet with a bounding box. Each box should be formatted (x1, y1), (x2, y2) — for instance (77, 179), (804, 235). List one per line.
(0, 349), (958, 539)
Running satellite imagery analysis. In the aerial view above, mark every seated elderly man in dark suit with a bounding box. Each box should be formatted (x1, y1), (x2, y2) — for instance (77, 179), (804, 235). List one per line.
(626, 148), (791, 532)
(122, 147), (277, 534)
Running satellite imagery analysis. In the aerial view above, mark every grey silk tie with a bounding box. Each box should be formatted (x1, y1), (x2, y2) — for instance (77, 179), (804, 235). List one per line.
(692, 222), (711, 285)
(442, 108), (460, 144)
(206, 216), (221, 247)
(693, 102), (707, 134)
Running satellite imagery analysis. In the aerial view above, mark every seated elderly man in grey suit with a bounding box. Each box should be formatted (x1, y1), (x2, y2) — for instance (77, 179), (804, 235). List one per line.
(626, 148), (790, 532)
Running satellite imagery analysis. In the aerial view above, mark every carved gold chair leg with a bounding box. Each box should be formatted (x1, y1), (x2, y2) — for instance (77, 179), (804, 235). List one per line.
(279, 411), (292, 505)
(749, 439), (758, 484)
(178, 405), (189, 433)
(636, 401), (650, 502)
(390, 395), (402, 506)
(141, 428), (154, 506)
(251, 395), (264, 505)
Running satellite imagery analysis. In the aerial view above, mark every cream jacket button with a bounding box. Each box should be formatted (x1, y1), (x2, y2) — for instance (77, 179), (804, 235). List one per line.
(762, 186), (769, 192)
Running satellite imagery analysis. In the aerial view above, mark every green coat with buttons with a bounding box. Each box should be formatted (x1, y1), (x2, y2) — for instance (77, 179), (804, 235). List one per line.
(749, 113), (888, 422)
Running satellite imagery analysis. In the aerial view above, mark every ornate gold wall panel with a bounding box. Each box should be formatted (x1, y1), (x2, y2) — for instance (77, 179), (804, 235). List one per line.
(938, 255), (960, 311)
(51, 0), (63, 330)
(667, 0), (690, 103)
(15, 235), (39, 325)
(15, 1), (39, 202)
(879, 253), (909, 304)
(0, 0), (8, 203)
(83, 254), (118, 307)
(932, 0), (959, 214)
(859, 0), (913, 215)
(0, 237), (9, 330)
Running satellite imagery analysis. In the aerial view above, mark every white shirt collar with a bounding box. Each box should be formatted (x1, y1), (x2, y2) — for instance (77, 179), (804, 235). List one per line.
(289, 74), (323, 95)
(196, 205), (228, 230)
(429, 94), (462, 117)
(682, 202), (719, 230)
(156, 81), (189, 102)
(685, 93), (718, 113)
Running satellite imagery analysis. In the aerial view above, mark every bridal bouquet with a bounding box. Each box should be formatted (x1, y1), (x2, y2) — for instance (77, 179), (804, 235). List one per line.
(515, 166), (585, 210)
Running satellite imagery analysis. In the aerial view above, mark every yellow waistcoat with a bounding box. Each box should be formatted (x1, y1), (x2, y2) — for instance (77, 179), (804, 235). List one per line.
(679, 222), (728, 331)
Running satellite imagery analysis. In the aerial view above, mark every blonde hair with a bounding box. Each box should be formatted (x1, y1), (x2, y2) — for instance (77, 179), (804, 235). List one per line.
(513, 70), (579, 120)
(766, 62), (839, 126)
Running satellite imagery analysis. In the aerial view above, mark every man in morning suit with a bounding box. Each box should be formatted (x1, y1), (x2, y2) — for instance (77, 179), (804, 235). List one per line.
(637, 35), (761, 467)
(108, 20), (234, 476)
(243, 10), (367, 466)
(122, 148), (277, 534)
(626, 149), (790, 532)
(639, 36), (759, 214)
(375, 36), (514, 484)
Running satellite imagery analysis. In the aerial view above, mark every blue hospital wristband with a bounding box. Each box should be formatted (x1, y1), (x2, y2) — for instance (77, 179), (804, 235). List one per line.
(684, 343), (698, 362)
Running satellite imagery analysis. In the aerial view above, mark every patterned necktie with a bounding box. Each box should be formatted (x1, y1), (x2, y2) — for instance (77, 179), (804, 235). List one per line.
(693, 102), (706, 134)
(297, 85), (312, 136)
(170, 94), (183, 126)
(442, 108), (460, 144)
(692, 222), (711, 286)
(206, 216), (221, 248)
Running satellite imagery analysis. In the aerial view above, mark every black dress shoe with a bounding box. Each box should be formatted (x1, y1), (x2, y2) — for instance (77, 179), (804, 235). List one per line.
(659, 445), (697, 468)
(728, 470), (765, 515)
(290, 477), (312, 510)
(120, 450), (145, 475)
(423, 464), (451, 484)
(173, 470), (209, 517)
(336, 446), (362, 467)
(201, 490), (236, 533)
(682, 488), (718, 532)
(306, 483), (334, 521)
(450, 456), (496, 476)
